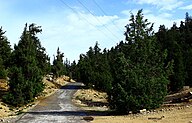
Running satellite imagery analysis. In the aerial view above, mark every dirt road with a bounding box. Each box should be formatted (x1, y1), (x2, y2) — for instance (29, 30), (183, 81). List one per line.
(13, 82), (87, 123)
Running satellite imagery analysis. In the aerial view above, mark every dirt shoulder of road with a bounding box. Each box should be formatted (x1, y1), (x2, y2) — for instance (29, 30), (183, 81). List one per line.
(0, 75), (74, 120)
(73, 87), (192, 123)
(92, 103), (192, 123)
(73, 88), (109, 111)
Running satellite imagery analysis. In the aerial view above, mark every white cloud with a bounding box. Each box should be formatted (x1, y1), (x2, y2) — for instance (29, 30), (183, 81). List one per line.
(145, 14), (183, 31)
(121, 9), (183, 32)
(121, 9), (151, 16)
(134, 0), (183, 10)
(37, 11), (124, 62)
(179, 4), (192, 10)
(159, 13), (173, 18)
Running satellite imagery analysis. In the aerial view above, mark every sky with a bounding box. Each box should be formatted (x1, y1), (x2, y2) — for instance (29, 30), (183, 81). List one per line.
(0, 0), (191, 62)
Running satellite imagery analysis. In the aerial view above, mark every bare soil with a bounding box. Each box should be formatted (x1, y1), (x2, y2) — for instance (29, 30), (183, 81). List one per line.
(92, 104), (192, 123)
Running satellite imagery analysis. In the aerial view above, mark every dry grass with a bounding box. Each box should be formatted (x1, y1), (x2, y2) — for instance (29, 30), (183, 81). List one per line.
(73, 89), (109, 111)
(74, 89), (108, 103)
(0, 79), (14, 118)
(0, 79), (8, 91)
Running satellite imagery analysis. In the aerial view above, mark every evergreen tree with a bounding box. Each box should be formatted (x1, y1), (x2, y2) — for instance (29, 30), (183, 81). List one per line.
(36, 46), (51, 76)
(77, 48), (94, 86)
(0, 27), (12, 69)
(156, 13), (192, 91)
(77, 42), (113, 92)
(0, 56), (7, 79)
(109, 10), (171, 113)
(183, 13), (192, 86)
(64, 58), (71, 76)
(69, 60), (78, 80)
(167, 24), (185, 92)
(52, 47), (66, 78)
(4, 24), (45, 106)
(91, 42), (112, 92)
(28, 24), (51, 75)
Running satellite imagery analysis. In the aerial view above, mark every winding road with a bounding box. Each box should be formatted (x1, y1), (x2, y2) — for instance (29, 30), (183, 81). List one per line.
(14, 82), (87, 123)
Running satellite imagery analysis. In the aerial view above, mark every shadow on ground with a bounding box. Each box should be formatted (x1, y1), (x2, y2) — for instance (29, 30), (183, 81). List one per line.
(25, 82), (113, 118)
(26, 110), (112, 116)
(60, 83), (86, 90)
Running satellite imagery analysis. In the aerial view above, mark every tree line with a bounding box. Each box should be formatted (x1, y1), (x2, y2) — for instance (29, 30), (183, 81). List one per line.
(70, 10), (192, 113)
(0, 24), (69, 106)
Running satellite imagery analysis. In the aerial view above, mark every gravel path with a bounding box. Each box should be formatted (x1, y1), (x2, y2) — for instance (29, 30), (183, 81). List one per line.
(13, 82), (87, 123)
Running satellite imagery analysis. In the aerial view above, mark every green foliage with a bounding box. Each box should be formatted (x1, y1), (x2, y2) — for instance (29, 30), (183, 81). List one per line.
(52, 47), (66, 78)
(75, 10), (171, 113)
(156, 13), (192, 91)
(0, 27), (12, 69)
(3, 23), (46, 106)
(3, 66), (26, 106)
(0, 27), (11, 79)
(108, 10), (171, 113)
(77, 42), (112, 92)
(64, 58), (71, 77)
(183, 14), (192, 86)
(68, 60), (78, 80)
(36, 46), (51, 76)
(0, 57), (7, 79)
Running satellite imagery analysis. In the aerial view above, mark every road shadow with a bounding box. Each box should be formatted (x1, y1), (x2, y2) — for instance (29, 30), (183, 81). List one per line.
(26, 110), (112, 116)
(60, 83), (86, 90)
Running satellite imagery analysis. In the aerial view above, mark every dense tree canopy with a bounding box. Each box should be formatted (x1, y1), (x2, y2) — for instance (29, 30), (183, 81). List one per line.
(0, 27), (12, 68)
(51, 47), (67, 78)
(156, 13), (192, 91)
(75, 10), (172, 113)
(3, 24), (48, 106)
(108, 10), (171, 113)
(0, 27), (12, 79)
(77, 42), (112, 92)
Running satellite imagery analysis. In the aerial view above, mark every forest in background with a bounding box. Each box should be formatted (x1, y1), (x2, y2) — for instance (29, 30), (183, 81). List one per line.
(0, 10), (192, 114)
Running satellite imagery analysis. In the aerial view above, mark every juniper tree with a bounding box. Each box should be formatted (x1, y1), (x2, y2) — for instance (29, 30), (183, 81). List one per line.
(52, 47), (66, 78)
(4, 24), (46, 106)
(0, 27), (12, 69)
(109, 10), (172, 113)
(183, 13), (192, 86)
(0, 56), (7, 79)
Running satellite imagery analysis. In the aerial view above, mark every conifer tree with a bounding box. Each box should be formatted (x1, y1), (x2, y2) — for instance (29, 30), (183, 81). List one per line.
(156, 14), (192, 91)
(168, 25), (185, 92)
(52, 47), (66, 78)
(77, 42), (113, 91)
(109, 10), (171, 113)
(4, 24), (45, 106)
(0, 56), (7, 79)
(0, 27), (12, 69)
(184, 13), (192, 86)
(77, 48), (94, 86)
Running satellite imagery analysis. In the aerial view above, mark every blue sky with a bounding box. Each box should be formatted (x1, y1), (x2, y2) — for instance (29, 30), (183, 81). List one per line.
(0, 0), (191, 62)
